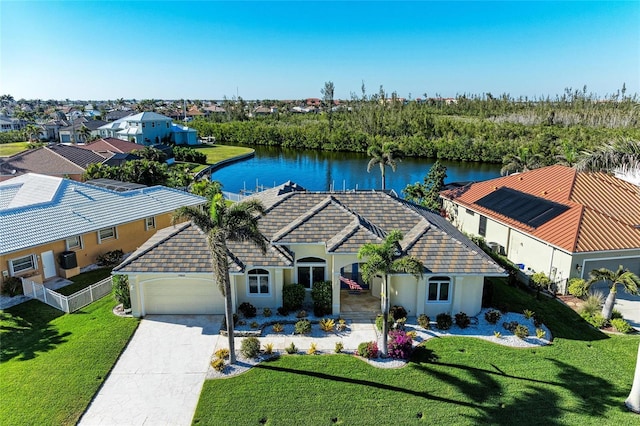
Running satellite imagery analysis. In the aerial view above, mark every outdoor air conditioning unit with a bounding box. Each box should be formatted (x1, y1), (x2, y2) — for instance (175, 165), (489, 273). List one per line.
(488, 242), (505, 255)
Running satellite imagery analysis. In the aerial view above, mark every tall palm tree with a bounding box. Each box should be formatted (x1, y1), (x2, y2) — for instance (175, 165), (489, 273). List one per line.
(576, 138), (640, 174)
(173, 194), (266, 364)
(585, 265), (640, 320)
(357, 230), (423, 357)
(77, 125), (91, 143)
(500, 147), (544, 176)
(367, 140), (403, 190)
(627, 342), (640, 413)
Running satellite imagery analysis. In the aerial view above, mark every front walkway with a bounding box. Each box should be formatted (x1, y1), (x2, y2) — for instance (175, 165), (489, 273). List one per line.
(79, 315), (222, 426)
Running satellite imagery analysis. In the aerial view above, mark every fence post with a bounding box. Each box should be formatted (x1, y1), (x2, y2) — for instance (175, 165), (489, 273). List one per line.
(43, 285), (47, 303)
(90, 284), (94, 303)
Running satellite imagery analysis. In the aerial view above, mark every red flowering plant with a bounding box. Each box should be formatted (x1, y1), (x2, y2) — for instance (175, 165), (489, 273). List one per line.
(388, 330), (413, 359)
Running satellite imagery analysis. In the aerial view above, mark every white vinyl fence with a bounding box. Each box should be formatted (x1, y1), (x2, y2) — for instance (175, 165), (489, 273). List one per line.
(21, 277), (112, 313)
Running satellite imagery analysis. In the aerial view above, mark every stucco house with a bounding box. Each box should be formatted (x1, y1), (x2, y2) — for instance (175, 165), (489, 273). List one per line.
(98, 111), (198, 146)
(440, 165), (640, 292)
(114, 182), (505, 318)
(0, 174), (205, 289)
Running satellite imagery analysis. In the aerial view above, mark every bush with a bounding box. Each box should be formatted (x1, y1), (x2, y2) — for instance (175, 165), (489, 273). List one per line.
(211, 358), (225, 372)
(531, 272), (551, 290)
(112, 275), (131, 310)
(262, 307), (272, 317)
(296, 310), (308, 318)
(611, 318), (633, 333)
(1, 276), (23, 297)
(610, 309), (623, 320)
(417, 314), (430, 329)
(277, 306), (289, 316)
(357, 341), (379, 359)
(523, 309), (534, 319)
(580, 293), (604, 317)
(294, 319), (311, 335)
(390, 305), (408, 321)
(582, 313), (608, 329)
(319, 318), (335, 332)
(567, 278), (588, 298)
(375, 314), (394, 332)
(436, 313), (453, 330)
(514, 324), (529, 339)
(334, 341), (344, 353)
(311, 280), (332, 316)
(263, 343), (274, 354)
(336, 318), (347, 332)
(307, 342), (318, 355)
(250, 321), (259, 329)
(238, 302), (257, 318)
(454, 312), (470, 329)
(536, 328), (546, 339)
(388, 330), (413, 359)
(502, 321), (519, 332)
(215, 348), (229, 359)
(240, 337), (261, 358)
(282, 283), (305, 311)
(96, 249), (124, 267)
(285, 342), (298, 354)
(484, 310), (501, 324)
(272, 323), (284, 333)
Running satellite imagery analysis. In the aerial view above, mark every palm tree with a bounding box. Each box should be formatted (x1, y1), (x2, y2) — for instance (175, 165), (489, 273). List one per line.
(366, 140), (403, 190)
(173, 194), (266, 364)
(585, 265), (640, 320)
(627, 342), (640, 413)
(500, 147), (544, 176)
(576, 138), (640, 175)
(357, 230), (423, 357)
(23, 124), (41, 142)
(77, 125), (91, 143)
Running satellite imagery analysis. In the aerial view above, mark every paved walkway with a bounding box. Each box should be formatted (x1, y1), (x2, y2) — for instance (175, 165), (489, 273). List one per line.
(79, 315), (222, 426)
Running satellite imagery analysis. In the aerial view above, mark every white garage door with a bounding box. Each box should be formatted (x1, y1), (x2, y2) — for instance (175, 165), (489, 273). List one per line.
(142, 278), (224, 315)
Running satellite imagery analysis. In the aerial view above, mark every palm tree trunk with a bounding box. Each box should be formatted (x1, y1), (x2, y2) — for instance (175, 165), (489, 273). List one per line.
(626, 342), (640, 413)
(380, 166), (386, 191)
(380, 277), (389, 357)
(601, 287), (617, 320)
(224, 270), (236, 364)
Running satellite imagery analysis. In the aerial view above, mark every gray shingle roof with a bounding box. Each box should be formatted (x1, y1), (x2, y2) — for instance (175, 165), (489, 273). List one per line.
(0, 174), (206, 255)
(115, 184), (505, 276)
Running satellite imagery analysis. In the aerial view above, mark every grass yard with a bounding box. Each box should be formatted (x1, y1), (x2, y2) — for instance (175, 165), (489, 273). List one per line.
(194, 144), (254, 165)
(56, 267), (112, 296)
(0, 295), (138, 425)
(193, 280), (640, 425)
(0, 141), (30, 157)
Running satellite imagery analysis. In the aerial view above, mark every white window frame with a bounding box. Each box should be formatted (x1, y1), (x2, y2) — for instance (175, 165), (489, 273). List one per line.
(145, 216), (156, 230)
(427, 276), (451, 303)
(97, 226), (117, 243)
(9, 254), (37, 275)
(66, 235), (83, 250)
(247, 268), (270, 296)
(296, 257), (327, 290)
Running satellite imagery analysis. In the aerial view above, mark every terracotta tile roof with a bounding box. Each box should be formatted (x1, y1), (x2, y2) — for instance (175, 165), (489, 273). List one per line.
(117, 186), (504, 275)
(440, 165), (640, 253)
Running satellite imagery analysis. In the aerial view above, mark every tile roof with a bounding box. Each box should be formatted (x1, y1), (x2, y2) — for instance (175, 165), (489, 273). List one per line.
(440, 165), (640, 253)
(0, 144), (107, 176)
(0, 173), (206, 255)
(116, 183), (504, 276)
(80, 138), (143, 154)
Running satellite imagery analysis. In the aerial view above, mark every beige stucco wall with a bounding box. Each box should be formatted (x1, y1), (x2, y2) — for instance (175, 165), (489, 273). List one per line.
(389, 275), (418, 316)
(450, 276), (483, 316)
(234, 267), (284, 309)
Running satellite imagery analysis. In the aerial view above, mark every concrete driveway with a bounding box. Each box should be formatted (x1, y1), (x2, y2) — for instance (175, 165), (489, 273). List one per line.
(79, 315), (222, 426)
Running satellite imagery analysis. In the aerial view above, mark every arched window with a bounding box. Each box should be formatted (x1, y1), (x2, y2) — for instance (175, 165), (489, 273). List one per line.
(427, 276), (451, 302)
(248, 268), (270, 295)
(297, 257), (326, 289)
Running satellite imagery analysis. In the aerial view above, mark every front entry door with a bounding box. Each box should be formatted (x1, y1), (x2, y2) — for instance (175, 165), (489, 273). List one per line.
(41, 250), (56, 279)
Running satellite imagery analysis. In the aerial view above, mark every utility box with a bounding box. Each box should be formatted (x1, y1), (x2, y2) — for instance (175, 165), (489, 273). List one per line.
(59, 251), (78, 270)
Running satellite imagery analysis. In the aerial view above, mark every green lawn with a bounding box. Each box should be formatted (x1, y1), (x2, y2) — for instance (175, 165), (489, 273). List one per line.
(194, 144), (254, 165)
(0, 295), (138, 425)
(193, 280), (640, 425)
(56, 267), (112, 296)
(0, 141), (30, 157)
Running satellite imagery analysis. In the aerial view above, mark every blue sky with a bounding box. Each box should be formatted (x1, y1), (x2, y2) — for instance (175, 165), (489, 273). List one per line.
(1, 1), (638, 100)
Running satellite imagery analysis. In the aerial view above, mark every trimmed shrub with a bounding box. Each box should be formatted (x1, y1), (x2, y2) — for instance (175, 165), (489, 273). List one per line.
(319, 318), (335, 332)
(436, 313), (453, 330)
(311, 280), (332, 316)
(567, 278), (588, 298)
(240, 337), (261, 358)
(417, 314), (430, 329)
(514, 324), (529, 339)
(388, 330), (413, 359)
(357, 341), (379, 359)
(238, 302), (257, 318)
(1, 276), (23, 297)
(282, 283), (305, 311)
(113, 275), (131, 310)
(211, 358), (225, 372)
(285, 342), (298, 354)
(390, 305), (408, 321)
(611, 318), (633, 333)
(294, 319), (311, 335)
(454, 312), (470, 329)
(484, 310), (501, 324)
(581, 313), (607, 329)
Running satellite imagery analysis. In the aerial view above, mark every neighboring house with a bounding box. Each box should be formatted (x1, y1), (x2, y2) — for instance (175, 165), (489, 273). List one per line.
(0, 116), (25, 132)
(114, 182), (505, 317)
(0, 174), (206, 288)
(59, 118), (107, 143)
(98, 111), (198, 146)
(105, 110), (134, 122)
(0, 144), (107, 181)
(79, 137), (146, 156)
(440, 165), (640, 292)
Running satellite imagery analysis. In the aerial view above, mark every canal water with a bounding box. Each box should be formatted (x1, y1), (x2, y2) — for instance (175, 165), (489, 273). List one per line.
(211, 145), (502, 195)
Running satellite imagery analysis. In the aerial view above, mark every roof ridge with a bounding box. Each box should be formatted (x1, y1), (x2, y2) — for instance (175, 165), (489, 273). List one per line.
(570, 205), (586, 252)
(46, 145), (92, 168)
(325, 220), (360, 253)
(271, 195), (337, 242)
(400, 218), (431, 252)
(114, 222), (191, 271)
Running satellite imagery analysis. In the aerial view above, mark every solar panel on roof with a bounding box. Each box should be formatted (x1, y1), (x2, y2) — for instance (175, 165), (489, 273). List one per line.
(476, 187), (569, 228)
(85, 179), (147, 192)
